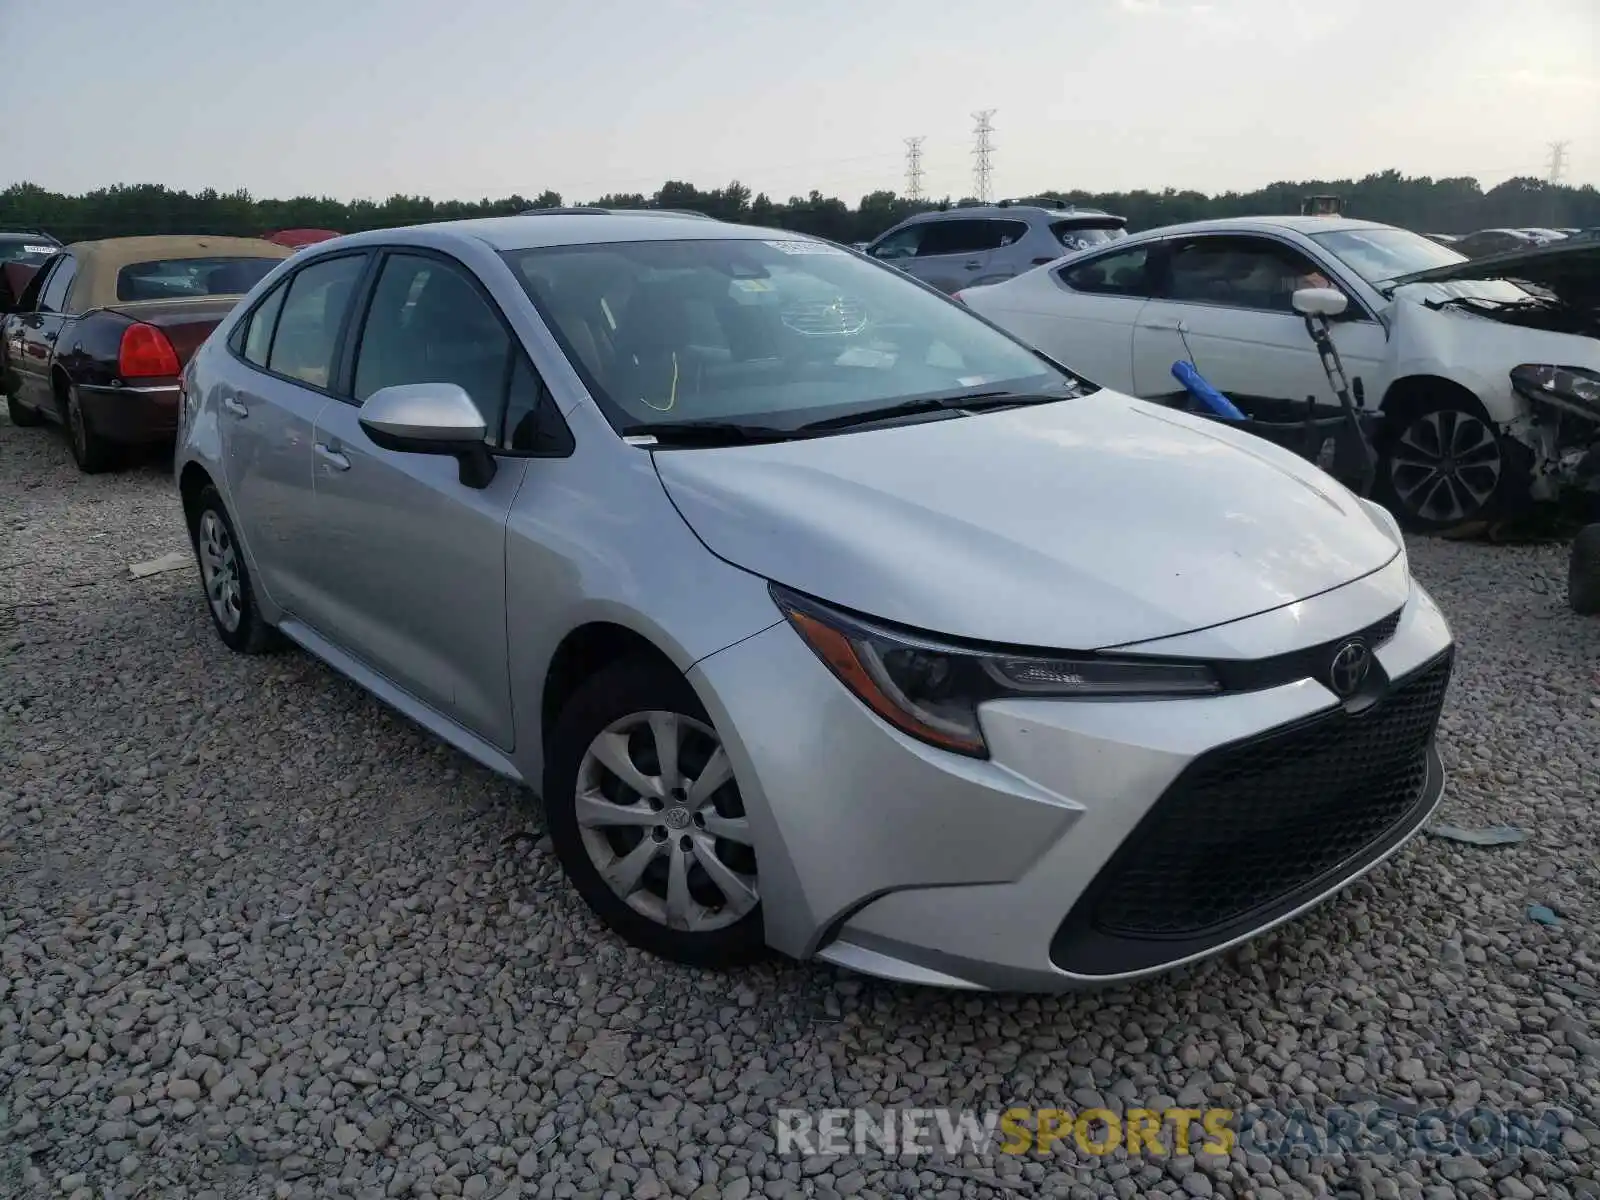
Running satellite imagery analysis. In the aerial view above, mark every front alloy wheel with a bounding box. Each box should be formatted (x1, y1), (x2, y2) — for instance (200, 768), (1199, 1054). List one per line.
(1379, 401), (1521, 531)
(576, 711), (757, 932)
(545, 661), (765, 966)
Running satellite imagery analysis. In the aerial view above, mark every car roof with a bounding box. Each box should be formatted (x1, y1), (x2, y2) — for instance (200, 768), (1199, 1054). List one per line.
(901, 204), (1119, 224)
(326, 212), (800, 253)
(1119, 215), (1394, 241)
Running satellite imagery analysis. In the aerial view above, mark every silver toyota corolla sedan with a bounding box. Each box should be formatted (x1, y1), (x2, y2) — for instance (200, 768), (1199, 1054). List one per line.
(174, 212), (1454, 991)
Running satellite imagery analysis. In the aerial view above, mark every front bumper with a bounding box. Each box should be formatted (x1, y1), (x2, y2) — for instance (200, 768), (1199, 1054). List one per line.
(77, 383), (180, 444)
(689, 555), (1454, 992)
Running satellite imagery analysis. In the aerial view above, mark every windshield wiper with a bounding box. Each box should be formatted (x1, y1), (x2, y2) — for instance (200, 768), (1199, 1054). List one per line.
(1423, 294), (1554, 314)
(621, 419), (803, 447)
(798, 389), (1070, 433)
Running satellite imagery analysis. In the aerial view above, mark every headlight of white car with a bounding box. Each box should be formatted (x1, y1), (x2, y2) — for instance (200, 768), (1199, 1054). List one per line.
(771, 584), (1221, 758)
(1510, 364), (1600, 422)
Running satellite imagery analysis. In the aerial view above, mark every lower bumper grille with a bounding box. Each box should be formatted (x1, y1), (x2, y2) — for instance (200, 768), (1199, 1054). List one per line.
(1051, 651), (1452, 976)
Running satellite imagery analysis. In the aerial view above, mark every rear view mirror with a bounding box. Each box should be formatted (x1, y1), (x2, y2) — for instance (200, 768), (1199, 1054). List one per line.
(358, 383), (497, 489)
(1292, 287), (1349, 318)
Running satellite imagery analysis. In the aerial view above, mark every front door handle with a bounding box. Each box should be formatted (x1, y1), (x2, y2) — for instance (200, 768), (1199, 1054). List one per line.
(221, 395), (249, 418)
(315, 442), (350, 471)
(963, 260), (983, 269)
(1140, 318), (1188, 333)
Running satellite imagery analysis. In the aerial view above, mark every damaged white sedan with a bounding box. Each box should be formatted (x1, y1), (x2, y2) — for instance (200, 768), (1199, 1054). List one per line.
(957, 218), (1600, 531)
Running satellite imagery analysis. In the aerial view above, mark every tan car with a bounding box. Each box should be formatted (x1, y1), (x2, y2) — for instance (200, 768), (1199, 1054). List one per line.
(2, 234), (293, 471)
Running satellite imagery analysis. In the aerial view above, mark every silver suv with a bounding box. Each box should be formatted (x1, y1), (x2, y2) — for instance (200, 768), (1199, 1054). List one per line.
(863, 200), (1126, 293)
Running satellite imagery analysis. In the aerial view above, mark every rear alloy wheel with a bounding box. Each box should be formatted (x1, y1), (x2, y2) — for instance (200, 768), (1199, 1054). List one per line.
(191, 485), (278, 654)
(61, 383), (115, 473)
(1376, 398), (1527, 533)
(545, 661), (764, 966)
(6, 393), (43, 427)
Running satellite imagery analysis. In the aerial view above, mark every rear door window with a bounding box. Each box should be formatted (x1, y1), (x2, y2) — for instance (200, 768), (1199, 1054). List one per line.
(916, 220), (995, 257)
(265, 254), (367, 389)
(38, 255), (77, 313)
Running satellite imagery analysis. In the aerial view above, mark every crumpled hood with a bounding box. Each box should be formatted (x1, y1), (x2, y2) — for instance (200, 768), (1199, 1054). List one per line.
(653, 392), (1400, 650)
(1389, 239), (1600, 309)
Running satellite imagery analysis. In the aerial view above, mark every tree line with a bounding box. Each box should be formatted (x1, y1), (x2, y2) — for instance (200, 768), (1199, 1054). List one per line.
(3, 170), (1597, 247)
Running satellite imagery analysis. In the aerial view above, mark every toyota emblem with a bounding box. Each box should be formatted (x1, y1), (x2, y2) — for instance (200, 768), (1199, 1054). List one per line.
(1328, 640), (1372, 698)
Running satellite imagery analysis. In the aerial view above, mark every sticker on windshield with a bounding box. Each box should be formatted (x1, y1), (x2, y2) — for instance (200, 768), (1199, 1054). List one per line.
(763, 240), (846, 256)
(835, 347), (896, 369)
(731, 278), (773, 292)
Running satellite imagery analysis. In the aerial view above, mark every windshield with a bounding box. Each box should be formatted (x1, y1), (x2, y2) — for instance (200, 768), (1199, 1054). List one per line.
(0, 238), (60, 266)
(503, 237), (1077, 432)
(1309, 228), (1467, 284)
(115, 257), (281, 301)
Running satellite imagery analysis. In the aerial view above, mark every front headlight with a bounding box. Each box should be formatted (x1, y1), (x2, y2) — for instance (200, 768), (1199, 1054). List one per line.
(1510, 364), (1600, 422)
(771, 584), (1220, 757)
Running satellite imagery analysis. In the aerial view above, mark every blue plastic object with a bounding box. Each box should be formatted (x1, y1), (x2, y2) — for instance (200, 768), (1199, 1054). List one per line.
(1172, 360), (1247, 421)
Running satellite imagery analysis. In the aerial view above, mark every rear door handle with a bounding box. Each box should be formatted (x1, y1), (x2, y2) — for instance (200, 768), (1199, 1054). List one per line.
(221, 395), (249, 418)
(315, 442), (350, 471)
(43, 331), (57, 343)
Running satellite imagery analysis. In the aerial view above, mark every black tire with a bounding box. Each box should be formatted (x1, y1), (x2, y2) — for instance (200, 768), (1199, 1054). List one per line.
(60, 382), (116, 474)
(6, 392), (43, 427)
(543, 658), (766, 967)
(1569, 525), (1600, 616)
(1373, 391), (1531, 534)
(189, 485), (279, 654)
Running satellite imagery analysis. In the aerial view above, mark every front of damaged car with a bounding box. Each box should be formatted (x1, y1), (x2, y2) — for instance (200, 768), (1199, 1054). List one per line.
(1382, 239), (1600, 511)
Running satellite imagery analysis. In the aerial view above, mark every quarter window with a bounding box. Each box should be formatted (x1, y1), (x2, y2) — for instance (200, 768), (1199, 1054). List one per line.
(1058, 246), (1153, 297)
(241, 281), (288, 368)
(265, 254), (366, 388)
(1164, 236), (1337, 314)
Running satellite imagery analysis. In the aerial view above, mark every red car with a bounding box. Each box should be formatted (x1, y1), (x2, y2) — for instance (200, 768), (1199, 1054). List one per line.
(2, 234), (293, 471)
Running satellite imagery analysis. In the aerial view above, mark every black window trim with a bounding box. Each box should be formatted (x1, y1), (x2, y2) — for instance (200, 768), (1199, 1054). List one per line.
(37, 252), (78, 315)
(1146, 231), (1378, 323)
(225, 249), (374, 400)
(337, 244), (574, 459)
(17, 253), (63, 313)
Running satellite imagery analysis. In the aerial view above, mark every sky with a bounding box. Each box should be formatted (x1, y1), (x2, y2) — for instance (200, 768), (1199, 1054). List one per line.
(1, 0), (1596, 204)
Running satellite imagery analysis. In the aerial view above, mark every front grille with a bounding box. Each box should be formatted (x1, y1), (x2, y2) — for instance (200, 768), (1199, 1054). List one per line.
(1052, 651), (1451, 972)
(780, 298), (868, 336)
(1205, 605), (1402, 694)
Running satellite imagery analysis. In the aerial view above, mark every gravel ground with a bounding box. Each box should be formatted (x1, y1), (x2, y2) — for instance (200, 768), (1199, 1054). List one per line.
(2, 413), (1599, 1200)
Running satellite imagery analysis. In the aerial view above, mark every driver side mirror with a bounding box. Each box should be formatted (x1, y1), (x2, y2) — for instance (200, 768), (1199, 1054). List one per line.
(358, 383), (498, 489)
(1292, 287), (1349, 318)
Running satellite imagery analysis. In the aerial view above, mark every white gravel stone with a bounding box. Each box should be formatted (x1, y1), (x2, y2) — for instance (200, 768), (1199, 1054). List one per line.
(3, 410), (1599, 1199)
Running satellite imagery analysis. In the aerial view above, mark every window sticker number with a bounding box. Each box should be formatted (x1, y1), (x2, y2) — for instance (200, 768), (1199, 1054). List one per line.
(763, 240), (846, 256)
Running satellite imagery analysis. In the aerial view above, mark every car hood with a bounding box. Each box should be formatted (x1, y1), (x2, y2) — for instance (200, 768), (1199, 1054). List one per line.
(652, 393), (1400, 650)
(1390, 240), (1600, 311)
